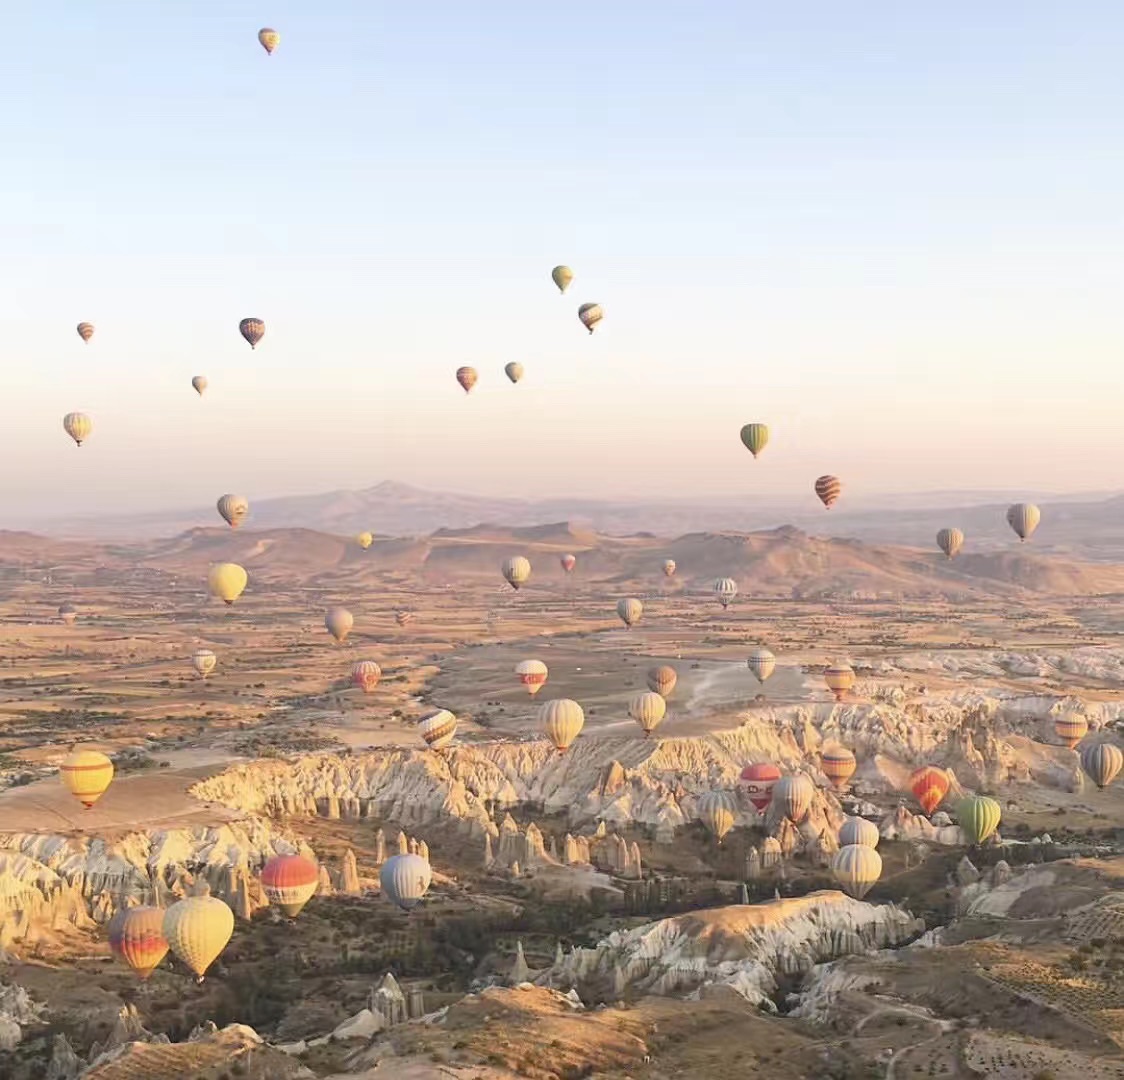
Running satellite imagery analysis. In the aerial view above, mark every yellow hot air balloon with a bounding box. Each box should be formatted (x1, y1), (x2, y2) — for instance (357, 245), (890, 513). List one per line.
(258, 27), (280, 54)
(551, 265), (574, 293)
(418, 709), (458, 750)
(59, 747), (114, 809)
(1081, 742), (1124, 790)
(539, 698), (585, 753)
(108, 906), (169, 980)
(662, 558), (676, 578)
(821, 745), (857, 791)
(697, 790), (736, 843)
(191, 649), (217, 678)
(505, 362), (524, 384)
(747, 647), (775, 683)
(456, 366), (478, 393)
(192, 375), (208, 396)
(647, 665), (677, 697)
(616, 598), (643, 628)
(824, 663), (855, 701)
(502, 556), (531, 590)
(577, 303), (603, 334)
(832, 844), (882, 899)
(208, 563), (248, 605)
(957, 795), (1001, 845)
(76, 321), (95, 343)
(629, 690), (667, 736)
(1053, 711), (1088, 750)
(713, 577), (738, 609)
(1007, 502), (1041, 542)
(515, 659), (549, 695)
(739, 423), (769, 459)
(239, 317), (265, 349)
(216, 494), (249, 528)
(325, 607), (354, 643)
(163, 895), (234, 982)
(355, 531), (373, 549)
(814, 475), (841, 508)
(63, 412), (92, 446)
(936, 528), (964, 559)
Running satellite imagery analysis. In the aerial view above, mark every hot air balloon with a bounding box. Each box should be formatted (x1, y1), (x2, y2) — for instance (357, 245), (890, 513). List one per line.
(515, 659), (548, 695)
(418, 709), (457, 751)
(63, 412), (92, 446)
(957, 795), (1001, 845)
(739, 763), (781, 812)
(58, 603), (78, 626)
(239, 317), (265, 349)
(1054, 712), (1089, 750)
(351, 660), (382, 693)
(839, 816), (880, 849)
(832, 845), (882, 899)
(59, 748), (114, 809)
(560, 553), (577, 574)
(936, 528), (964, 559)
(616, 598), (643, 628)
(258, 27), (280, 54)
(551, 265), (574, 293)
(76, 322), (95, 343)
(108, 906), (169, 980)
(163, 895), (234, 982)
(646, 665), (677, 697)
(261, 854), (318, 918)
(713, 578), (738, 609)
(1007, 503), (1041, 542)
(208, 563), (247, 605)
(325, 607), (354, 643)
(746, 647), (776, 684)
(909, 766), (951, 816)
(539, 698), (584, 753)
(505, 362), (524, 384)
(395, 610), (413, 627)
(814, 475), (841, 509)
(380, 853), (432, 912)
(192, 375), (208, 396)
(1081, 742), (1124, 789)
(629, 691), (666, 737)
(824, 663), (855, 701)
(739, 423), (769, 459)
(697, 791), (736, 843)
(772, 774), (814, 823)
(456, 366), (478, 393)
(355, 531), (373, 549)
(821, 745), (857, 791)
(662, 559), (676, 578)
(216, 494), (249, 528)
(502, 556), (531, 590)
(191, 649), (217, 678)
(577, 302), (603, 334)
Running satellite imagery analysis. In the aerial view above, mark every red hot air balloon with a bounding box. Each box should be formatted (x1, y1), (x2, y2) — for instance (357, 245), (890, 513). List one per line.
(739, 762), (782, 812)
(261, 854), (320, 918)
(909, 766), (951, 816)
(560, 553), (577, 574)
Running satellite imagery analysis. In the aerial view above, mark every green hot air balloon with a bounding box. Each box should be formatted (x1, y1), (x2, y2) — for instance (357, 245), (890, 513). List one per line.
(739, 423), (769, 459)
(957, 795), (1001, 846)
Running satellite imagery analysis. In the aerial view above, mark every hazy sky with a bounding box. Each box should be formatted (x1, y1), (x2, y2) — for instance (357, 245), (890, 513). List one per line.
(2, 4), (1122, 518)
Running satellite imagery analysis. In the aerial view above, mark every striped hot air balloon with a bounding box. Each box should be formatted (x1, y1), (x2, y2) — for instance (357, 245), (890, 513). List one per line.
(502, 556), (531, 590)
(646, 665), (677, 697)
(60, 748), (114, 809)
(697, 790), (736, 843)
(216, 494), (249, 528)
(747, 647), (776, 684)
(261, 854), (319, 918)
(63, 412), (92, 446)
(1081, 742), (1123, 790)
(239, 317), (265, 349)
(191, 649), (217, 678)
(1006, 502), (1041, 541)
(616, 598), (643, 628)
(824, 663), (855, 701)
(539, 698), (584, 753)
(909, 765), (951, 816)
(351, 660), (382, 693)
(1053, 712), (1088, 750)
(713, 578), (738, 609)
(814, 475), (841, 508)
(839, 816), (879, 849)
(76, 322), (95, 343)
(772, 774), (814, 823)
(163, 895), (234, 982)
(821, 745), (857, 791)
(577, 302), (603, 333)
(418, 709), (457, 751)
(739, 762), (781, 812)
(108, 906), (169, 980)
(832, 845), (882, 899)
(395, 610), (413, 627)
(739, 422), (769, 458)
(456, 366), (478, 393)
(629, 691), (666, 737)
(380, 853), (432, 912)
(936, 528), (964, 559)
(957, 795), (1001, 846)
(515, 659), (548, 695)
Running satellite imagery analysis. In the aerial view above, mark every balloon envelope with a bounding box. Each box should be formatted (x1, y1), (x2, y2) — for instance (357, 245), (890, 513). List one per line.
(192, 649), (217, 678)
(814, 475), (841, 508)
(380, 853), (432, 911)
(662, 559), (676, 577)
(502, 556), (531, 590)
(58, 603), (78, 626)
(1081, 743), (1124, 789)
(108, 906), (168, 980)
(192, 375), (208, 396)
(832, 844), (882, 899)
(746, 647), (776, 683)
(821, 745), (857, 790)
(208, 563), (248, 605)
(163, 896), (234, 981)
(739, 423), (769, 458)
(351, 660), (382, 693)
(577, 302), (603, 333)
(629, 691), (667, 736)
(1054, 712), (1088, 750)
(773, 774), (814, 823)
(239, 317), (265, 348)
(551, 265), (573, 293)
(419, 709), (457, 750)
(456, 366), (478, 393)
(713, 578), (738, 608)
(325, 607), (354, 643)
(957, 795), (1001, 845)
(616, 598), (643, 628)
(1007, 502), (1041, 541)
(824, 663), (855, 701)
(560, 553), (577, 573)
(909, 766), (951, 816)
(839, 816), (880, 849)
(739, 762), (781, 812)
(262, 854), (318, 917)
(258, 27), (280, 53)
(539, 698), (584, 753)
(63, 412), (92, 446)
(646, 665), (677, 697)
(936, 527), (964, 559)
(697, 791), (736, 843)
(515, 659), (548, 695)
(76, 322), (94, 343)
(216, 494), (249, 528)
(355, 531), (373, 549)
(505, 362), (524, 384)
(60, 748), (114, 809)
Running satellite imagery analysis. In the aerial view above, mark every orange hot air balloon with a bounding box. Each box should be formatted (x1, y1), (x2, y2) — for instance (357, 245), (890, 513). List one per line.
(814, 475), (841, 508)
(560, 553), (577, 574)
(909, 765), (951, 816)
(261, 854), (319, 918)
(456, 366), (478, 393)
(59, 748), (114, 809)
(821, 745), (856, 790)
(108, 906), (169, 980)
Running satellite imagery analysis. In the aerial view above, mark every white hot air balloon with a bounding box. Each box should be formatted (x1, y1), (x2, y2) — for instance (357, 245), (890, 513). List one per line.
(713, 577), (738, 608)
(629, 691), (667, 736)
(616, 598), (643, 628)
(380, 853), (432, 911)
(418, 709), (457, 751)
(838, 816), (880, 849)
(539, 698), (584, 753)
(191, 649), (217, 678)
(832, 844), (883, 900)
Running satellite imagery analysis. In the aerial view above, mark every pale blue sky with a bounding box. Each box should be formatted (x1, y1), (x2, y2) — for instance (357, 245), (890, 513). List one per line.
(1, 3), (1122, 517)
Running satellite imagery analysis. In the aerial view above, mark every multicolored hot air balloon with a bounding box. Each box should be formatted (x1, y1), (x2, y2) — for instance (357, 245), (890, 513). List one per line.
(746, 647), (776, 684)
(821, 745), (857, 791)
(380, 853), (432, 912)
(662, 559), (676, 578)
(772, 774), (814, 823)
(325, 607), (354, 643)
(502, 556), (531, 590)
(551, 265), (573, 293)
(647, 665), (677, 697)
(355, 531), (373, 549)
(936, 528), (964, 559)
(515, 659), (548, 695)
(1081, 742), (1123, 789)
(697, 791), (736, 843)
(909, 766), (951, 816)
(208, 563), (248, 605)
(395, 609), (413, 627)
(824, 663), (855, 701)
(418, 709), (457, 751)
(740, 763), (781, 812)
(629, 691), (666, 737)
(60, 748), (114, 809)
(814, 475), (841, 509)
(539, 698), (584, 753)
(261, 854), (318, 918)
(832, 845), (882, 899)
(1054, 712), (1089, 750)
(108, 906), (169, 981)
(239, 318), (265, 349)
(192, 375), (208, 396)
(76, 322), (95, 343)
(258, 27), (280, 54)
(163, 895), (234, 982)
(1007, 503), (1040, 542)
(616, 598), (643, 628)
(505, 362), (524, 384)
(739, 423), (769, 459)
(191, 649), (217, 678)
(58, 603), (78, 626)
(577, 303), (603, 334)
(351, 660), (382, 693)
(63, 412), (92, 446)
(957, 795), (1001, 845)
(560, 553), (577, 574)
(839, 816), (879, 849)
(456, 366), (478, 393)
(713, 578), (738, 609)
(216, 494), (249, 528)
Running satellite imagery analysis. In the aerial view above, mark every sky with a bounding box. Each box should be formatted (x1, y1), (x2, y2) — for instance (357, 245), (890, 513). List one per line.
(1, 3), (1123, 519)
